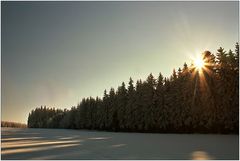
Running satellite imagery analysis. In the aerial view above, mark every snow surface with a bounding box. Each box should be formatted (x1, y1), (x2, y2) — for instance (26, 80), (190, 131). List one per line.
(1, 127), (239, 159)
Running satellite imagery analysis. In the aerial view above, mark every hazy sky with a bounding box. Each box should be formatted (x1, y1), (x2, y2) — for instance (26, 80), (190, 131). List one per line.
(2, 1), (238, 123)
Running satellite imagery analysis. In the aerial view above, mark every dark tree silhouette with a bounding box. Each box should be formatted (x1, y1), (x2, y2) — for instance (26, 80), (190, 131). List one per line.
(28, 44), (239, 134)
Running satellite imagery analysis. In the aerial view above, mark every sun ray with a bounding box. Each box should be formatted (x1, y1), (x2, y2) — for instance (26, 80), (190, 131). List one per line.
(189, 51), (214, 104)
(193, 55), (206, 71)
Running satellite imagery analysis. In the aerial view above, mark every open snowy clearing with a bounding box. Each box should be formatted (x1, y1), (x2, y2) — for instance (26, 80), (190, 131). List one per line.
(1, 127), (238, 160)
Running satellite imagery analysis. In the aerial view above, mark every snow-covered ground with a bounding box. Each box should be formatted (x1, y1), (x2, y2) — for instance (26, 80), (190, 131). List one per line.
(1, 127), (238, 159)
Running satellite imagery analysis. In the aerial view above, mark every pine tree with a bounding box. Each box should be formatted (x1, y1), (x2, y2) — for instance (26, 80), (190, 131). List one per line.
(102, 89), (110, 130)
(155, 73), (165, 131)
(116, 82), (128, 130)
(134, 79), (144, 131)
(142, 73), (157, 131)
(125, 78), (135, 131)
(107, 88), (117, 131)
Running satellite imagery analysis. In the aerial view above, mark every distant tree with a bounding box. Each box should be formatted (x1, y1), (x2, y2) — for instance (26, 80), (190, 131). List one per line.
(2, 121), (27, 128)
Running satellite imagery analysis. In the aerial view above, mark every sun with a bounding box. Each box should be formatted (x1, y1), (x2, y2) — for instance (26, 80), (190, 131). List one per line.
(193, 55), (205, 70)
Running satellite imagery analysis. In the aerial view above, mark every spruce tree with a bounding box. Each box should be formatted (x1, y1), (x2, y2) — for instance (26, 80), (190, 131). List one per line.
(116, 82), (128, 130)
(126, 78), (135, 131)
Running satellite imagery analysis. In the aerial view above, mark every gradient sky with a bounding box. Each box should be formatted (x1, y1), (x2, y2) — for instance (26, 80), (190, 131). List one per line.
(2, 1), (238, 123)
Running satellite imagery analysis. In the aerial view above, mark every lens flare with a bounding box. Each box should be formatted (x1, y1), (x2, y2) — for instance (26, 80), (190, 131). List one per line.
(193, 56), (205, 70)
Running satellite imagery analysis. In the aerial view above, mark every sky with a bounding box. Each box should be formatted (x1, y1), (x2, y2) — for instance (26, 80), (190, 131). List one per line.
(1, 1), (239, 124)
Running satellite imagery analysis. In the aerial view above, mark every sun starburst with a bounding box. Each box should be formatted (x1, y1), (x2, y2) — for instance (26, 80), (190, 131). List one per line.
(193, 55), (206, 72)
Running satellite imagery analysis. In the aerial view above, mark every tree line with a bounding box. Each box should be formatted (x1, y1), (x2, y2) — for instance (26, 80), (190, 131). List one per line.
(1, 121), (27, 128)
(28, 44), (239, 134)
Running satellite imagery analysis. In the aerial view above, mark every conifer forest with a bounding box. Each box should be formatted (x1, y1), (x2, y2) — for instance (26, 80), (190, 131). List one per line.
(28, 44), (239, 134)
